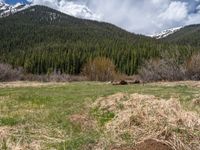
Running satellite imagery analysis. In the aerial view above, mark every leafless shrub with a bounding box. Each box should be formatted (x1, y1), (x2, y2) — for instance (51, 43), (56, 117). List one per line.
(139, 50), (187, 82)
(48, 71), (87, 82)
(48, 70), (70, 82)
(68, 75), (87, 82)
(139, 58), (163, 82)
(139, 58), (186, 82)
(0, 63), (23, 82)
(186, 53), (200, 80)
(24, 71), (86, 82)
(82, 57), (117, 81)
(23, 74), (49, 82)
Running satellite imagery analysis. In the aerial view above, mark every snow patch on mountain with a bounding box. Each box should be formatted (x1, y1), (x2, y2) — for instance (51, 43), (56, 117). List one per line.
(151, 26), (183, 39)
(0, 2), (30, 17)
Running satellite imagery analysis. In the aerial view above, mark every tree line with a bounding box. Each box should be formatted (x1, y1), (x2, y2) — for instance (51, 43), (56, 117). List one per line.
(0, 5), (199, 76)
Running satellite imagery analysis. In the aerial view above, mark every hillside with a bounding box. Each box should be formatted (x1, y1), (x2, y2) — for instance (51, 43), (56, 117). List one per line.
(0, 5), (196, 75)
(163, 24), (200, 46)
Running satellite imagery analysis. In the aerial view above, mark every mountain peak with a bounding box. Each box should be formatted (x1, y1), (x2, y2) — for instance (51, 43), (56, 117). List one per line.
(0, 1), (100, 21)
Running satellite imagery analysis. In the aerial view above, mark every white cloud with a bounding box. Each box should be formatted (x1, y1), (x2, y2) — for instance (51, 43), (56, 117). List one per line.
(87, 0), (200, 34)
(28, 0), (200, 35)
(159, 2), (188, 21)
(186, 12), (200, 25)
(29, 0), (100, 20)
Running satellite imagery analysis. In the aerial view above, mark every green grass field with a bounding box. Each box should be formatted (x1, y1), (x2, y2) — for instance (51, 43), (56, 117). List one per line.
(0, 82), (200, 149)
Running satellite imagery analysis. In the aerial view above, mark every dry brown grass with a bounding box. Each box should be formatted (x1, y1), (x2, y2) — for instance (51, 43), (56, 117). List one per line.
(0, 126), (42, 150)
(0, 124), (66, 150)
(93, 93), (200, 150)
(0, 81), (67, 88)
(150, 81), (200, 88)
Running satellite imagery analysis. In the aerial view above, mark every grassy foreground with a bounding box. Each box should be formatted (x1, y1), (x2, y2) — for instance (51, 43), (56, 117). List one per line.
(0, 81), (200, 149)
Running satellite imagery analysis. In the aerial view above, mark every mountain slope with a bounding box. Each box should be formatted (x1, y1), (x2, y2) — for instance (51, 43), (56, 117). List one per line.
(163, 25), (200, 46)
(0, 5), (155, 53)
(151, 27), (182, 39)
(0, 5), (193, 75)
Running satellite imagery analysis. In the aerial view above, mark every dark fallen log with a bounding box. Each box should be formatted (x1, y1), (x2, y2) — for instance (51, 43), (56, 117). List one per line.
(112, 80), (142, 85)
(112, 80), (128, 85)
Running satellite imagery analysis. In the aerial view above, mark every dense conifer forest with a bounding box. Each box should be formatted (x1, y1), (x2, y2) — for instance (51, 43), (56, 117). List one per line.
(0, 5), (199, 75)
(163, 25), (200, 46)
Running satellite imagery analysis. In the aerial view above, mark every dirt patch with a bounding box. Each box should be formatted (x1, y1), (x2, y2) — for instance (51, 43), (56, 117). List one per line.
(93, 93), (200, 150)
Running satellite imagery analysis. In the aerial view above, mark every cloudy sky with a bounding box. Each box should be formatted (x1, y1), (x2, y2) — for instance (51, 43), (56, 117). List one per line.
(4, 0), (200, 35)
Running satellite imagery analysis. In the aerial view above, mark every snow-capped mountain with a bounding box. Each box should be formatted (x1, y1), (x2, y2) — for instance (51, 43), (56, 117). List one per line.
(0, 1), (100, 20)
(0, 2), (30, 17)
(151, 26), (183, 39)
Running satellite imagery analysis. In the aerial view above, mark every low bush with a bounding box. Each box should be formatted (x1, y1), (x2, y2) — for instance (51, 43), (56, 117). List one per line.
(186, 53), (200, 80)
(82, 57), (117, 81)
(0, 63), (86, 82)
(24, 73), (87, 82)
(139, 51), (200, 82)
(0, 63), (23, 81)
(139, 58), (185, 82)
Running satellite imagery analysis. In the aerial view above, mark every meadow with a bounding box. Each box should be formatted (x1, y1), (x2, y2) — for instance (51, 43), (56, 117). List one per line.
(0, 81), (200, 149)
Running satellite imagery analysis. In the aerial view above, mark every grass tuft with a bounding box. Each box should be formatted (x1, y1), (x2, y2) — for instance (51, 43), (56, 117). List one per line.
(0, 117), (20, 126)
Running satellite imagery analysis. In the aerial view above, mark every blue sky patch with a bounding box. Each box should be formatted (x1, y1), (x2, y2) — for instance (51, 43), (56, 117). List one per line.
(5, 0), (28, 5)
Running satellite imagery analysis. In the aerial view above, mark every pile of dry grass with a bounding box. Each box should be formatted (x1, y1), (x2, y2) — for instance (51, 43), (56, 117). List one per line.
(93, 93), (200, 150)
